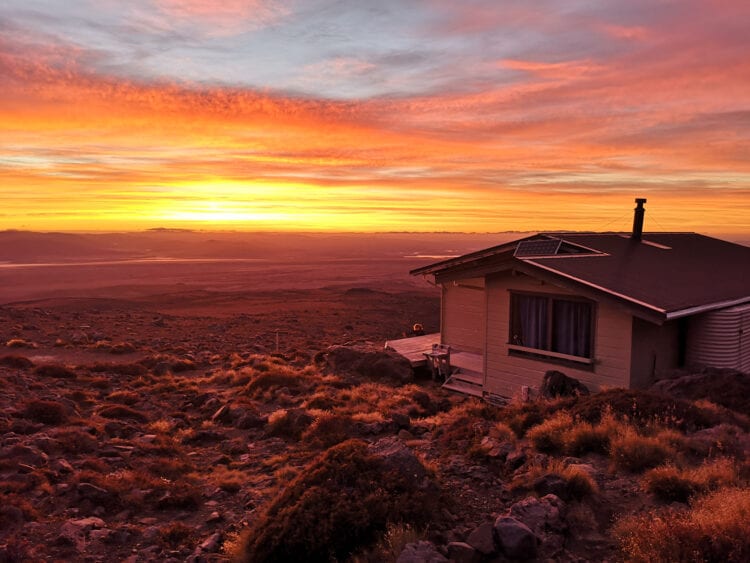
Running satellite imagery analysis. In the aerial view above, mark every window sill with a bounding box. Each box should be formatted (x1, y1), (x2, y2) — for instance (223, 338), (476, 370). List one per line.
(507, 344), (594, 367)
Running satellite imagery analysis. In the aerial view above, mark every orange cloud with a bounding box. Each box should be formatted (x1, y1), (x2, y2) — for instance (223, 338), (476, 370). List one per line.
(1, 19), (749, 235)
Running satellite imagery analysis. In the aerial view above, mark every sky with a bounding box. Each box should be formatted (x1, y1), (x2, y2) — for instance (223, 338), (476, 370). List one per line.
(1, 0), (749, 234)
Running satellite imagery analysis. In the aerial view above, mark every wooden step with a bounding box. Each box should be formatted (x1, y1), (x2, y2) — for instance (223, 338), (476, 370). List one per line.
(442, 378), (483, 398)
(449, 369), (482, 386)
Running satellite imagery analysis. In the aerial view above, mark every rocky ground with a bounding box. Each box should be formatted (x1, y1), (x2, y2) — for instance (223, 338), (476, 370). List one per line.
(2, 292), (750, 562)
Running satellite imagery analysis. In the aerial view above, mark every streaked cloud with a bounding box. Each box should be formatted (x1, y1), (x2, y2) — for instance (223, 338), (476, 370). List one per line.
(0, 0), (748, 234)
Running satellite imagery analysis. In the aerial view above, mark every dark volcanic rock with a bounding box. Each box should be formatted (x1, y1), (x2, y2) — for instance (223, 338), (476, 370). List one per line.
(323, 344), (413, 382)
(493, 516), (538, 560)
(539, 370), (589, 398)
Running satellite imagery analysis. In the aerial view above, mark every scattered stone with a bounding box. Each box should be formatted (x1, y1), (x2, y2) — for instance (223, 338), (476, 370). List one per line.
(446, 541), (479, 563)
(506, 449), (527, 470)
(508, 495), (566, 539)
(391, 412), (411, 429)
(396, 541), (448, 563)
(493, 516), (538, 560)
(466, 521), (496, 556)
(532, 473), (568, 499)
(76, 482), (112, 505)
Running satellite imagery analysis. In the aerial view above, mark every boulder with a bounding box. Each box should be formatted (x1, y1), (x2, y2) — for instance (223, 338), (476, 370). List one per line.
(493, 516), (538, 560)
(446, 542), (479, 563)
(466, 521), (496, 556)
(532, 473), (568, 499)
(323, 345), (413, 382)
(508, 495), (566, 539)
(368, 437), (430, 482)
(396, 541), (448, 563)
(539, 370), (589, 398)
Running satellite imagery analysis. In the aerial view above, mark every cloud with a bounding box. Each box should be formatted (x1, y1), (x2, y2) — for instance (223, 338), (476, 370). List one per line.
(151, 0), (290, 35)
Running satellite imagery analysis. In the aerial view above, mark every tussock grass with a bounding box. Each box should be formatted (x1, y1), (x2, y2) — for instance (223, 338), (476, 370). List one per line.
(614, 488), (750, 562)
(22, 399), (68, 425)
(33, 364), (76, 379)
(0, 355), (34, 368)
(610, 427), (676, 472)
(97, 404), (149, 423)
(233, 439), (440, 563)
(526, 412), (573, 453)
(643, 458), (740, 502)
(512, 458), (599, 501)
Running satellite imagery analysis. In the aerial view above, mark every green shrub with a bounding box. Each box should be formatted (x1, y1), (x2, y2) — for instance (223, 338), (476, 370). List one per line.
(234, 439), (440, 563)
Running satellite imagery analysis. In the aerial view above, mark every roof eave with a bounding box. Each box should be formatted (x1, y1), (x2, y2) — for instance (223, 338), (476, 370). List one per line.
(665, 297), (750, 320)
(409, 234), (541, 277)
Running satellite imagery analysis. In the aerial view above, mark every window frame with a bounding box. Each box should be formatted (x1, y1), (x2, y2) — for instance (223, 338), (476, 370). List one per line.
(507, 291), (596, 367)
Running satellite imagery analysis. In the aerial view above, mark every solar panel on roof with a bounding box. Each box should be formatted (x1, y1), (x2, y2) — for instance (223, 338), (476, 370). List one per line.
(514, 238), (562, 258)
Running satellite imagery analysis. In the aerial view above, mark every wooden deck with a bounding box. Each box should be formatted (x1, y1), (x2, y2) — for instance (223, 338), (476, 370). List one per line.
(385, 333), (441, 366)
(386, 333), (485, 397)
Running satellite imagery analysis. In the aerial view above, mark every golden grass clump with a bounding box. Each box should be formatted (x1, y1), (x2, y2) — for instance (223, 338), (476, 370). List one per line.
(526, 411), (573, 453)
(512, 458), (599, 501)
(614, 488), (750, 562)
(232, 439), (440, 563)
(301, 411), (358, 449)
(609, 427), (677, 472)
(643, 457), (740, 503)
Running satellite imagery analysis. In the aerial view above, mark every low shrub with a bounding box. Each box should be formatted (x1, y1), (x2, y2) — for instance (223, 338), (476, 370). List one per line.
(614, 488), (750, 562)
(87, 362), (146, 376)
(97, 404), (149, 423)
(563, 420), (612, 456)
(245, 367), (308, 399)
(641, 466), (695, 503)
(33, 364), (76, 379)
(265, 408), (314, 440)
(0, 355), (34, 368)
(565, 389), (721, 431)
(434, 414), (493, 455)
(159, 522), (197, 549)
(23, 400), (68, 425)
(643, 458), (740, 502)
(497, 400), (558, 437)
(301, 412), (358, 449)
(610, 428), (675, 472)
(50, 428), (98, 454)
(513, 459), (599, 501)
(527, 412), (573, 454)
(234, 439), (440, 563)
(106, 390), (140, 405)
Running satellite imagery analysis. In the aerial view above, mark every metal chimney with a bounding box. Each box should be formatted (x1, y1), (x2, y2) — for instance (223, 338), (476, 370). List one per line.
(632, 198), (647, 241)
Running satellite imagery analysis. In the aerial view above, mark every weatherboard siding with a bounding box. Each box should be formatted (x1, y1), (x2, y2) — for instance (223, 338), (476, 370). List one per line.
(441, 278), (485, 354)
(484, 271), (632, 398)
(630, 318), (681, 388)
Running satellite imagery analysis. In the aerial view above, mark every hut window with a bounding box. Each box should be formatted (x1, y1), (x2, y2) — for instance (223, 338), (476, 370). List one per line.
(510, 293), (593, 360)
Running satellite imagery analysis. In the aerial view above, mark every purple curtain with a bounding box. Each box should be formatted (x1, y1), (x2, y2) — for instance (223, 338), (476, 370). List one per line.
(552, 300), (591, 357)
(512, 295), (548, 350)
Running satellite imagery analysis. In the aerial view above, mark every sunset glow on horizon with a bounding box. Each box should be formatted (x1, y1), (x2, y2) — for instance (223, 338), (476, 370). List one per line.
(2, 1), (749, 234)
